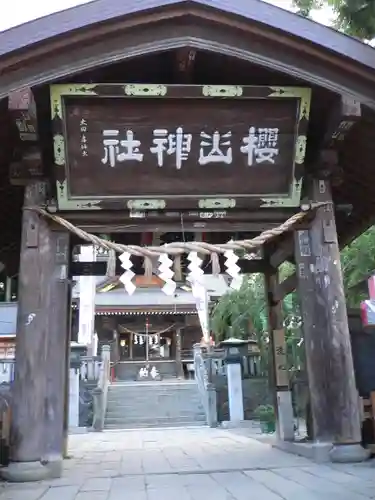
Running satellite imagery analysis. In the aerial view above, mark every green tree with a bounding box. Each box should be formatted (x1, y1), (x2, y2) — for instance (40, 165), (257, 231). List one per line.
(292, 0), (324, 17)
(341, 226), (375, 306)
(292, 0), (375, 39)
(210, 273), (267, 343)
(210, 263), (304, 371)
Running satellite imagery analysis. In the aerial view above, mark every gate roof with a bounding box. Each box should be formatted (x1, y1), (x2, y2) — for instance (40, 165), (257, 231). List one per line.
(0, 0), (375, 104)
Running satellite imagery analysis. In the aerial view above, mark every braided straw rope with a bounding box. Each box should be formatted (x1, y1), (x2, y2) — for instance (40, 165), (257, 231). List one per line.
(26, 203), (325, 277)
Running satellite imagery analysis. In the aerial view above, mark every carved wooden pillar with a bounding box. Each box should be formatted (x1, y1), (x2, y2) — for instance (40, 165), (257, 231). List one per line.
(44, 230), (70, 475)
(1, 181), (62, 481)
(264, 267), (294, 441)
(294, 177), (368, 462)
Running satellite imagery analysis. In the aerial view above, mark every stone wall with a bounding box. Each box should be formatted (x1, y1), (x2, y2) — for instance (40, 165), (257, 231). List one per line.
(214, 375), (272, 422)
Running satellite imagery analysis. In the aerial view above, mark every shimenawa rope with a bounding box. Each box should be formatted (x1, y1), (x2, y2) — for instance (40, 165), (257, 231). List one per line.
(25, 202), (325, 278)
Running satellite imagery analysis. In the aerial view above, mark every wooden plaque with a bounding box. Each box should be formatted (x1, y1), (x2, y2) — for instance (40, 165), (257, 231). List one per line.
(273, 328), (289, 388)
(50, 84), (311, 211)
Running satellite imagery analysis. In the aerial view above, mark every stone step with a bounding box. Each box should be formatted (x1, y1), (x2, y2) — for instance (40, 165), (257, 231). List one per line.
(110, 381), (196, 386)
(106, 402), (205, 410)
(106, 408), (205, 419)
(104, 421), (206, 430)
(106, 401), (204, 408)
(107, 389), (201, 395)
(104, 381), (205, 430)
(109, 383), (196, 386)
(106, 397), (202, 404)
(107, 388), (200, 395)
(106, 399), (202, 407)
(105, 415), (206, 425)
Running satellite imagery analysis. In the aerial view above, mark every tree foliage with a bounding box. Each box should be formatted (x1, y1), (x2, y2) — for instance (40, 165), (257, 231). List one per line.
(341, 226), (375, 306)
(292, 0), (324, 17)
(210, 274), (266, 342)
(211, 226), (375, 342)
(292, 0), (375, 39)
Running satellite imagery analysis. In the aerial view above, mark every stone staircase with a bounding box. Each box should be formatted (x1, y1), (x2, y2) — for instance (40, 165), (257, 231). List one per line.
(104, 380), (207, 429)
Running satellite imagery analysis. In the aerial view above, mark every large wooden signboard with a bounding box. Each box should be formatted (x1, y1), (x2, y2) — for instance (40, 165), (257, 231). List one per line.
(50, 84), (311, 211)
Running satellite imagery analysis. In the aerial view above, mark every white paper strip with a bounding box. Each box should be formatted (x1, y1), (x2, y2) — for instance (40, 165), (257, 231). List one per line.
(187, 252), (204, 285)
(224, 250), (242, 290)
(119, 252), (136, 295)
(158, 253), (176, 296)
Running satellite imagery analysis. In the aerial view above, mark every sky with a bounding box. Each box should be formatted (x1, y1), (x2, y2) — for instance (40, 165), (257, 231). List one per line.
(0, 0), (335, 32)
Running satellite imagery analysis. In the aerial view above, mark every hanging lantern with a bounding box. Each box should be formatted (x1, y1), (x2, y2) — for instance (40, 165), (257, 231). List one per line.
(134, 335), (138, 345)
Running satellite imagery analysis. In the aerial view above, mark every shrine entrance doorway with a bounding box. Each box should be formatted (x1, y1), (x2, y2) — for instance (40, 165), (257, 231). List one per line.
(4, 0), (375, 480)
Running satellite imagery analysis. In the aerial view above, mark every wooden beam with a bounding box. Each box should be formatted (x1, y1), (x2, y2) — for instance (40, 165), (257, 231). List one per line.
(311, 95), (362, 186)
(70, 221), (292, 233)
(8, 88), (45, 185)
(272, 273), (297, 303)
(57, 209), (304, 234)
(70, 256), (270, 277)
(324, 95), (361, 147)
(65, 209), (298, 223)
(8, 88), (38, 142)
(269, 237), (294, 269)
(9, 155), (46, 186)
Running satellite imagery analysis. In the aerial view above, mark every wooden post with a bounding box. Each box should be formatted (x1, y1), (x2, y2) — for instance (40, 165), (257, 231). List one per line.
(129, 332), (133, 360)
(43, 230), (70, 476)
(5, 277), (12, 302)
(294, 177), (368, 462)
(1, 181), (59, 482)
(264, 267), (294, 441)
(63, 280), (73, 458)
(175, 328), (183, 378)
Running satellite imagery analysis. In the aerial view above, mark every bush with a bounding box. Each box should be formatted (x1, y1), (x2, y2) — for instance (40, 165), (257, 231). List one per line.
(253, 404), (275, 423)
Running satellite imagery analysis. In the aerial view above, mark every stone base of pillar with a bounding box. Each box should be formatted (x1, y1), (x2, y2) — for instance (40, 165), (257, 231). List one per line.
(176, 361), (184, 379)
(0, 457), (63, 482)
(276, 391), (294, 441)
(329, 443), (370, 463)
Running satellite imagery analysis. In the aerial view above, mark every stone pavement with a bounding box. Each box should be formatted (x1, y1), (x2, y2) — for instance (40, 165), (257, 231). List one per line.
(1, 426), (375, 499)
